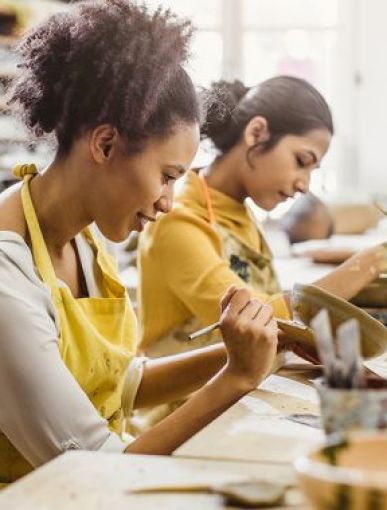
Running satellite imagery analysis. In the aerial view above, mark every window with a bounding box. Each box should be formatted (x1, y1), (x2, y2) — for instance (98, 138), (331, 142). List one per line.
(145, 0), (223, 86)
(241, 0), (339, 201)
(154, 0), (341, 204)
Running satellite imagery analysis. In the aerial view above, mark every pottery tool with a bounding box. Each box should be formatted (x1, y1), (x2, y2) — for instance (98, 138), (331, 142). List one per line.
(336, 318), (366, 388)
(129, 479), (286, 508)
(285, 413), (322, 429)
(310, 308), (343, 387)
(311, 311), (367, 389)
(188, 317), (308, 340)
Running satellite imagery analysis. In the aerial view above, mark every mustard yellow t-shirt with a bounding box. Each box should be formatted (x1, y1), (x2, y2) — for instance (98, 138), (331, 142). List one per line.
(138, 170), (290, 349)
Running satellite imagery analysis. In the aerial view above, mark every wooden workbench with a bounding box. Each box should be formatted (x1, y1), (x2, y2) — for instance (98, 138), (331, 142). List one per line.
(0, 452), (309, 510)
(0, 367), (321, 509)
(176, 368), (323, 464)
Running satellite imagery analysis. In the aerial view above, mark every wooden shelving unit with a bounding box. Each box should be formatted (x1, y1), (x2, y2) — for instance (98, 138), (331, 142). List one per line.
(0, 2), (72, 190)
(0, 31), (36, 190)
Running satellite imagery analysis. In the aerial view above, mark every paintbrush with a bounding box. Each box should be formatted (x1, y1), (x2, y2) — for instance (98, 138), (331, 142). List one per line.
(188, 317), (308, 340)
(310, 308), (341, 387)
(373, 200), (387, 215)
(336, 318), (366, 389)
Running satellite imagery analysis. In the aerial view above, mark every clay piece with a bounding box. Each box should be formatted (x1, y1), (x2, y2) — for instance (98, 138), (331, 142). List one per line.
(293, 283), (387, 359)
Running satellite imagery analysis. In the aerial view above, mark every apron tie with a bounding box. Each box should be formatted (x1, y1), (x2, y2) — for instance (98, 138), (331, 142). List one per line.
(12, 164), (38, 180)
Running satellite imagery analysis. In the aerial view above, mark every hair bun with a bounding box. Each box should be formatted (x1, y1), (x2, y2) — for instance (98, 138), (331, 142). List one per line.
(8, 0), (196, 154)
(201, 80), (249, 151)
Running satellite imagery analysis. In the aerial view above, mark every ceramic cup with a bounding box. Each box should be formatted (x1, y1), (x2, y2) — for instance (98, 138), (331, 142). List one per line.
(315, 377), (387, 435)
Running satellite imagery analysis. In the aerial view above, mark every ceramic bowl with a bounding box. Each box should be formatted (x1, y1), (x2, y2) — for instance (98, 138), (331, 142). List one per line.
(295, 432), (387, 509)
(292, 283), (387, 359)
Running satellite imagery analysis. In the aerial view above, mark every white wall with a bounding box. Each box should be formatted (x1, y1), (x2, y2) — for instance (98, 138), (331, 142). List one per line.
(355, 0), (387, 196)
(338, 0), (387, 198)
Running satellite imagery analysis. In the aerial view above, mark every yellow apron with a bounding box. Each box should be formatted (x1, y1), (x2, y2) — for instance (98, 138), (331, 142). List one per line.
(0, 164), (137, 484)
(146, 173), (282, 357)
(132, 173), (284, 433)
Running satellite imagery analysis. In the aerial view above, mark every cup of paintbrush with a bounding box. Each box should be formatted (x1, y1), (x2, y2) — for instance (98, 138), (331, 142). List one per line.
(311, 310), (387, 434)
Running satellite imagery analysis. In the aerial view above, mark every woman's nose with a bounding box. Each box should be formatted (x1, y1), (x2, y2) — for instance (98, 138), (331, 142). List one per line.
(294, 176), (310, 194)
(156, 191), (173, 214)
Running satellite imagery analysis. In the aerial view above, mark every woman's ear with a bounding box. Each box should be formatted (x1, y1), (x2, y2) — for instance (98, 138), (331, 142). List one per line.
(89, 124), (119, 164)
(243, 116), (270, 149)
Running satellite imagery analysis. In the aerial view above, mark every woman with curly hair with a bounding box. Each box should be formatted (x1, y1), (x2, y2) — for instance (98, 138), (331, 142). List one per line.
(0, 0), (279, 483)
(138, 77), (387, 360)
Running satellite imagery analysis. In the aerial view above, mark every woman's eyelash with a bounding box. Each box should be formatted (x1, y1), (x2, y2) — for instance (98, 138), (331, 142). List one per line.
(163, 174), (175, 183)
(296, 156), (305, 167)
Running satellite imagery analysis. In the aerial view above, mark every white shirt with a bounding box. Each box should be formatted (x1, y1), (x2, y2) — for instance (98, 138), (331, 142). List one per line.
(0, 231), (144, 468)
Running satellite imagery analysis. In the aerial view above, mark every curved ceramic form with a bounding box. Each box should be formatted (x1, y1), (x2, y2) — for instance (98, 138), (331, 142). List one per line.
(295, 432), (387, 509)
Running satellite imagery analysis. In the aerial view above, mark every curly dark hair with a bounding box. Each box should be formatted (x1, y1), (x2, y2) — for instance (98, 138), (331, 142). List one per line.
(201, 76), (334, 156)
(8, 0), (201, 155)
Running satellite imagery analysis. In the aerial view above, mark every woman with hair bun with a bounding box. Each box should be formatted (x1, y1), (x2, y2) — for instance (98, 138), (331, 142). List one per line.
(0, 1), (280, 483)
(138, 76), (387, 360)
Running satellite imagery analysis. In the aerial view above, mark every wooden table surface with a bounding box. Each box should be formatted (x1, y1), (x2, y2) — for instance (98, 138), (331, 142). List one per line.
(176, 365), (323, 464)
(0, 364), (322, 509)
(0, 451), (309, 510)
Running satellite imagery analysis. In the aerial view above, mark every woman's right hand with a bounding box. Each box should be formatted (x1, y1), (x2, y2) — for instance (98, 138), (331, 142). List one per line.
(219, 285), (279, 392)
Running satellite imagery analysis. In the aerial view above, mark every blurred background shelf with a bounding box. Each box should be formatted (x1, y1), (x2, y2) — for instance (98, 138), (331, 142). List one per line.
(0, 0), (64, 192)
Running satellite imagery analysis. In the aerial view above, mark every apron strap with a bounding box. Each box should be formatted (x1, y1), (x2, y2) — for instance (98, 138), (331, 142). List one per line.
(17, 168), (59, 289)
(198, 172), (216, 226)
(15, 164), (124, 295)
